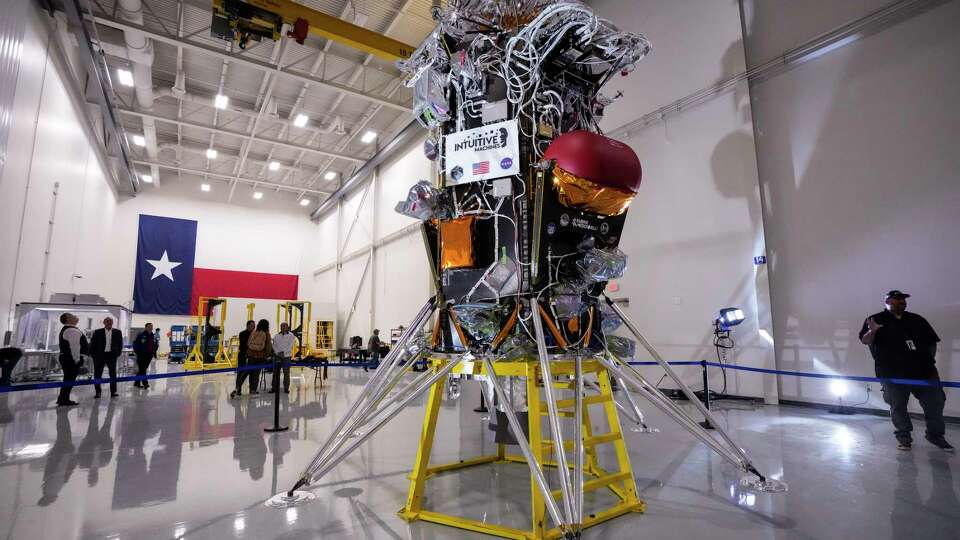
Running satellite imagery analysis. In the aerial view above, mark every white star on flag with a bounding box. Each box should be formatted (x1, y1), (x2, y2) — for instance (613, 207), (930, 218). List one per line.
(145, 250), (182, 281)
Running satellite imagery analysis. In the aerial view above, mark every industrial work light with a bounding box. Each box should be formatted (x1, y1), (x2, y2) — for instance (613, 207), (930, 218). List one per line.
(214, 94), (229, 109)
(269, 161), (280, 171)
(323, 171), (336, 180)
(293, 113), (309, 128)
(300, 198), (310, 206)
(132, 135), (145, 147)
(206, 148), (218, 159)
(201, 183), (211, 192)
(830, 380), (848, 397)
(253, 191), (263, 200)
(361, 130), (378, 143)
(142, 174), (153, 183)
(716, 308), (745, 330)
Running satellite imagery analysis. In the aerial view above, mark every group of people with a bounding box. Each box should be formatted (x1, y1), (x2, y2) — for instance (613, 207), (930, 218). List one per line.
(231, 319), (296, 398)
(55, 313), (158, 406)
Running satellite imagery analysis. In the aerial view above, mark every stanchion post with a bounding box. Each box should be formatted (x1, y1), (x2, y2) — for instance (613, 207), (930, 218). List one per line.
(699, 360), (714, 430)
(265, 355), (289, 433)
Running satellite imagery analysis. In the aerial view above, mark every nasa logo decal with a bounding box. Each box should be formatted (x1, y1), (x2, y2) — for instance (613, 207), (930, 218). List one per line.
(559, 214), (570, 227)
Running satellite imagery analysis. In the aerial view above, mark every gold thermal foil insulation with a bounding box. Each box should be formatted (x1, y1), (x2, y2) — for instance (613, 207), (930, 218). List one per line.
(552, 166), (636, 216)
(440, 216), (476, 270)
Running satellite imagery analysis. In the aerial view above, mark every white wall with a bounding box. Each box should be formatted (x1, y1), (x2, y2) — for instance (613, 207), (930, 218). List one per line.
(592, 0), (775, 399)
(0, 4), (321, 351)
(302, 136), (434, 347)
(111, 190), (317, 349)
(743, 0), (960, 414)
(0, 5), (118, 335)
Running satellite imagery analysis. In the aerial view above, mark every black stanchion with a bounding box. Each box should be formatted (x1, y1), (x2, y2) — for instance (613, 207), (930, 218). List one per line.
(699, 360), (714, 430)
(264, 356), (289, 433)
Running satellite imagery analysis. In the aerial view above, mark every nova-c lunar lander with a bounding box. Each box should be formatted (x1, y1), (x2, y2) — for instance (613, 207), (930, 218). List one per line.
(269, 2), (787, 538)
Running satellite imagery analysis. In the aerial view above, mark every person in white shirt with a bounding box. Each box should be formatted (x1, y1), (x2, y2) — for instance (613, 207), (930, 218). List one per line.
(271, 322), (295, 393)
(57, 313), (87, 406)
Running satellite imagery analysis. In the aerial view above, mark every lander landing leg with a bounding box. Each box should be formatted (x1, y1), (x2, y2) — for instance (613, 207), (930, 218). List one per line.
(602, 296), (788, 493)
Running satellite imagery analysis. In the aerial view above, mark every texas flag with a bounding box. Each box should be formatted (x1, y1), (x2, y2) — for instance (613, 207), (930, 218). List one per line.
(133, 215), (298, 315)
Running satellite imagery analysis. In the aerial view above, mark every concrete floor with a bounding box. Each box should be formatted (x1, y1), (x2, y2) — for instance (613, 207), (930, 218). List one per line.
(0, 363), (957, 540)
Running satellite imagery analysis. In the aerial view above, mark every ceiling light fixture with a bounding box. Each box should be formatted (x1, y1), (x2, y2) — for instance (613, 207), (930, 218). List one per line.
(300, 198), (310, 206)
(206, 148), (218, 159)
(142, 174), (153, 183)
(361, 130), (378, 144)
(253, 191), (263, 200)
(293, 113), (309, 128)
(117, 68), (134, 87)
(214, 94), (229, 109)
(132, 135), (145, 147)
(269, 161), (280, 171)
(323, 171), (336, 181)
(201, 183), (211, 192)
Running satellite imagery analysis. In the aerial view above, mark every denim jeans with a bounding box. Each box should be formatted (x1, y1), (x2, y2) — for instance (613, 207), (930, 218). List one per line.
(881, 379), (946, 441)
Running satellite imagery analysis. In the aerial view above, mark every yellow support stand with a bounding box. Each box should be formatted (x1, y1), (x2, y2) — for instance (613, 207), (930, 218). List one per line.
(184, 297), (231, 371)
(313, 319), (336, 360)
(398, 358), (644, 539)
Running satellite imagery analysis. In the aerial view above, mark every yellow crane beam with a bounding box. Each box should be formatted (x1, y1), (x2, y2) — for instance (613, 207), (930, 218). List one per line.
(211, 0), (414, 61)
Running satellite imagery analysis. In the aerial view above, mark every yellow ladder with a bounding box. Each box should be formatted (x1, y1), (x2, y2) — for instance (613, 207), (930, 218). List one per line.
(399, 358), (643, 539)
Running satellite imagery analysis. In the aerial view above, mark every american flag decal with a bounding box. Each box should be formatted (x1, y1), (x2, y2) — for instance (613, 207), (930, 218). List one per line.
(472, 161), (490, 175)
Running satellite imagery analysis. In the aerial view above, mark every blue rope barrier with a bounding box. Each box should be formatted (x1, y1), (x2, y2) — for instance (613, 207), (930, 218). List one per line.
(2, 358), (957, 393)
(697, 361), (960, 388)
(0, 359), (342, 394)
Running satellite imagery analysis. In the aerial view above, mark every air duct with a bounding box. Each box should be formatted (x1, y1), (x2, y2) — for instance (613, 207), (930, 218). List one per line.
(117, 0), (159, 183)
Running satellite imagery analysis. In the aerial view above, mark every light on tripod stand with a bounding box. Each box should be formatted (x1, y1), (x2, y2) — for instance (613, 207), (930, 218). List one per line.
(829, 379), (853, 414)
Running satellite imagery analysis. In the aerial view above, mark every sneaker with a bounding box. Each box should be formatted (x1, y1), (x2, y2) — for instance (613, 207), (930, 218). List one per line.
(111, 393), (119, 398)
(926, 435), (955, 452)
(897, 439), (912, 451)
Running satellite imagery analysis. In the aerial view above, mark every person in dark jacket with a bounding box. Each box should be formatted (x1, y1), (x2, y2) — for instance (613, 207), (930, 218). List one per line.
(859, 290), (952, 452)
(89, 317), (123, 398)
(231, 320), (259, 398)
(132, 323), (157, 389)
(0, 346), (23, 387)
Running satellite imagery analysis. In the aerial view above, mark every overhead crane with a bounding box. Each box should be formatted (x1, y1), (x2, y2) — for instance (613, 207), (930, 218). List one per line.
(211, 0), (415, 61)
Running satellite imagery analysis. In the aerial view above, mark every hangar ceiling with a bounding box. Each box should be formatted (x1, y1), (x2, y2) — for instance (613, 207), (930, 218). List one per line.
(79, 0), (435, 208)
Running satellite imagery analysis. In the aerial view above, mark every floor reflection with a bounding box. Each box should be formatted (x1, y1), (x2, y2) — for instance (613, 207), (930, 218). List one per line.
(113, 392), (183, 509)
(77, 399), (115, 487)
(0, 365), (957, 540)
(39, 407), (77, 506)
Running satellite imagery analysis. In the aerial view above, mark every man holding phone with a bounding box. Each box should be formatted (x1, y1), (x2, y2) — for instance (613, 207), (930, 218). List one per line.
(859, 290), (952, 452)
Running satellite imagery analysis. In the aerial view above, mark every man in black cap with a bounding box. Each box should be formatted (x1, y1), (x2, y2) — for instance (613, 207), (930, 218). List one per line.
(859, 290), (952, 452)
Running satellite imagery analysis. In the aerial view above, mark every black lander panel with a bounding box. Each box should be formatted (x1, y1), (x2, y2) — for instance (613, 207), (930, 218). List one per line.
(530, 167), (629, 290)
(438, 176), (529, 303)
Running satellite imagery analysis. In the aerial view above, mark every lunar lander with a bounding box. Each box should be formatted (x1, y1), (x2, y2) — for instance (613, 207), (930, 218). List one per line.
(270, 2), (786, 538)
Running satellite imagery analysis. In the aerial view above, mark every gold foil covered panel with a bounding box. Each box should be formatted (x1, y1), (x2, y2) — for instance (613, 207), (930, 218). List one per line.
(440, 216), (475, 270)
(552, 166), (636, 216)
